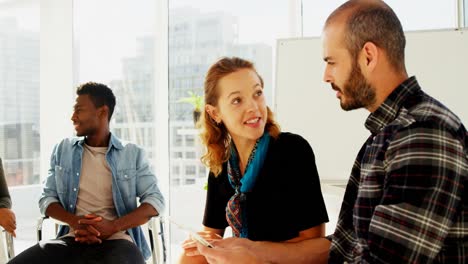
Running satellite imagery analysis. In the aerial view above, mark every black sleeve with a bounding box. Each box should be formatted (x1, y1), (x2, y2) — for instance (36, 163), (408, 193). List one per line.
(0, 158), (12, 209)
(202, 168), (233, 230)
(284, 134), (329, 231)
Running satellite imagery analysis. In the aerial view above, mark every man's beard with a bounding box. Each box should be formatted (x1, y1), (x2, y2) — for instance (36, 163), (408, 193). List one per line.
(332, 62), (376, 111)
(76, 125), (97, 137)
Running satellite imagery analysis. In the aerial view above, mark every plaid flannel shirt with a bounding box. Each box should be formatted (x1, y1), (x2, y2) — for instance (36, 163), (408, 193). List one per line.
(329, 77), (468, 263)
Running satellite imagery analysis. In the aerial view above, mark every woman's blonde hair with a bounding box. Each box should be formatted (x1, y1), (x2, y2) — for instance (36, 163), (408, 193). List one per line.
(200, 57), (280, 176)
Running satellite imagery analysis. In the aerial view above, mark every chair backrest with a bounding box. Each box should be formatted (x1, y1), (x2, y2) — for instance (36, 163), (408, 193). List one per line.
(148, 216), (167, 264)
(0, 228), (15, 262)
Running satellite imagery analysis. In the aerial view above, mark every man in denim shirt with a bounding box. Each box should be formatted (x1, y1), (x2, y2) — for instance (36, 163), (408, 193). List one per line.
(10, 82), (165, 264)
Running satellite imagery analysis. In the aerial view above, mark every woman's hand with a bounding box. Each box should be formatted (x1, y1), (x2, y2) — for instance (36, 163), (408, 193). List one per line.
(182, 231), (222, 256)
(197, 242), (262, 264)
(0, 208), (16, 237)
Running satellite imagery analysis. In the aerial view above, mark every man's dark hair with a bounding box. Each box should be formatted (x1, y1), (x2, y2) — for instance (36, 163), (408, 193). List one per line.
(76, 82), (116, 121)
(325, 0), (406, 73)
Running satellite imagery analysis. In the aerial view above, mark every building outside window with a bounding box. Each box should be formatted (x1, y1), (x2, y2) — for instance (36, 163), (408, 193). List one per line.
(168, 0), (289, 259)
(74, 0), (158, 164)
(0, 2), (40, 187)
(185, 151), (196, 159)
(0, 0), (40, 254)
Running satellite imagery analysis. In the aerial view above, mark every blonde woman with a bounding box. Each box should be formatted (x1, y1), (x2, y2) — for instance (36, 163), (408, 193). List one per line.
(179, 57), (329, 264)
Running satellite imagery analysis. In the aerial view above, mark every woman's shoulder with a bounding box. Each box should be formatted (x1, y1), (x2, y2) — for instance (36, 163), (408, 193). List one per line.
(274, 132), (311, 148)
(268, 132), (315, 160)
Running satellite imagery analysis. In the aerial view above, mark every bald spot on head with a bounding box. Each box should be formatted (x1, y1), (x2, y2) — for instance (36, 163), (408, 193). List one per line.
(323, 0), (406, 74)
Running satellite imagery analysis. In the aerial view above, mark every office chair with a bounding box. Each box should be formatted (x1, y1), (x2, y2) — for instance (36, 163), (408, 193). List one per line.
(0, 158), (15, 262)
(0, 227), (15, 262)
(37, 215), (166, 264)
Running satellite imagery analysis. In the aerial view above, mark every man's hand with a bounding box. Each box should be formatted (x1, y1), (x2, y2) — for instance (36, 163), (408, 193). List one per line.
(78, 214), (119, 240)
(74, 229), (102, 244)
(44, 204), (116, 245)
(0, 208), (16, 237)
(71, 214), (102, 244)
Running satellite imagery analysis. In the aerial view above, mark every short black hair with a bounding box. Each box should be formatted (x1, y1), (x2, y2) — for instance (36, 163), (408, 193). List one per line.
(76, 82), (116, 121)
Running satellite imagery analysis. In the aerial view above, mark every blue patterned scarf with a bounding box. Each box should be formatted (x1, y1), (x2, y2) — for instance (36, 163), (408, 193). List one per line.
(226, 132), (270, 238)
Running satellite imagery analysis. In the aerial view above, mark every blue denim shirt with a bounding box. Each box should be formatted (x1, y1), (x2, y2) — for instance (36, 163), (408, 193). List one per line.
(38, 134), (165, 260)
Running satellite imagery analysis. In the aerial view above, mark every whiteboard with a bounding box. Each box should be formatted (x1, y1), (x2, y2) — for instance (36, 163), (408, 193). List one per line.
(275, 29), (468, 180)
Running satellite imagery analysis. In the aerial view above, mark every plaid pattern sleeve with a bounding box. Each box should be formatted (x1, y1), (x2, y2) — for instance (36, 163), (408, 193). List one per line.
(366, 123), (467, 263)
(328, 77), (468, 264)
(328, 140), (369, 262)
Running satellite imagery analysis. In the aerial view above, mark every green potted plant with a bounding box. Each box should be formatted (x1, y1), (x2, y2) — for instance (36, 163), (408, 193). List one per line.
(179, 91), (204, 126)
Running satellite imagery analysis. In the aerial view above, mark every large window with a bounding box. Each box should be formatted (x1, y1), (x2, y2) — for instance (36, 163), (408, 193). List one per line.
(74, 0), (157, 159)
(385, 0), (458, 30)
(0, 0), (40, 255)
(168, 0), (289, 259)
(303, 0), (459, 36)
(0, 1), (40, 187)
(302, 0), (346, 37)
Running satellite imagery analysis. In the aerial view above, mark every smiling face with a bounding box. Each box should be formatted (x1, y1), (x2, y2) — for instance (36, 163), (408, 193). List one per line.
(322, 22), (376, 111)
(206, 68), (268, 147)
(70, 94), (103, 137)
